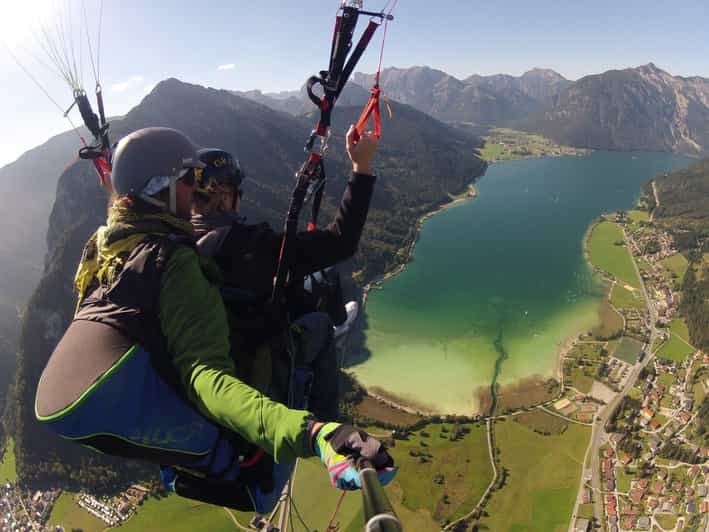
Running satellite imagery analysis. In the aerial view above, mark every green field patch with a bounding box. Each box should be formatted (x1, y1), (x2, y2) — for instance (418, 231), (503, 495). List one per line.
(655, 514), (678, 529)
(637, 258), (652, 270)
(48, 493), (106, 532)
(610, 283), (645, 309)
(660, 253), (689, 284)
(669, 318), (691, 344)
(654, 414), (669, 427)
(480, 128), (588, 162)
(587, 221), (641, 289)
(606, 338), (620, 353)
(615, 467), (634, 493)
(612, 337), (643, 364)
(515, 410), (569, 435)
(627, 210), (650, 223)
(289, 458), (365, 531)
(694, 380), (707, 406)
(0, 438), (16, 483)
(476, 419), (590, 532)
(568, 366), (595, 394)
(118, 493), (240, 532)
(388, 423), (492, 525)
(657, 334), (695, 362)
(657, 372), (675, 389)
(480, 141), (506, 161)
(49, 460), (370, 532)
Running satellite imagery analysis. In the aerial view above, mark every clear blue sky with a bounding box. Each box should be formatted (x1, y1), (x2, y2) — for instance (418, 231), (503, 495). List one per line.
(1, 0), (707, 168)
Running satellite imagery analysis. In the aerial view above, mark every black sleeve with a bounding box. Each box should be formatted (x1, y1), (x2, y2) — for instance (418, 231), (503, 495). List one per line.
(288, 171), (376, 275)
(220, 172), (376, 294)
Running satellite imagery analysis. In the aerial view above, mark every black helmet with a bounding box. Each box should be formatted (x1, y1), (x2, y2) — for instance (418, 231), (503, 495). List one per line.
(195, 148), (244, 196)
(111, 127), (204, 214)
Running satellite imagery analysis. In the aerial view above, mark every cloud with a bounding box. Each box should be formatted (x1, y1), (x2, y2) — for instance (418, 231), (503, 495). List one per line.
(111, 81), (131, 92)
(217, 63), (235, 71)
(111, 76), (144, 92)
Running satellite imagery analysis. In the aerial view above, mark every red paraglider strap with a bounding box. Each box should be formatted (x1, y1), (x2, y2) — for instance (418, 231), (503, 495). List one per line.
(354, 85), (381, 141)
(240, 447), (265, 469)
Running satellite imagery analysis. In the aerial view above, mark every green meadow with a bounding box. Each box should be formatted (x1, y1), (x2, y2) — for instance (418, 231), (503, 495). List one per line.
(613, 337), (643, 364)
(657, 333), (695, 362)
(0, 438), (16, 484)
(386, 423), (492, 527)
(476, 415), (590, 532)
(610, 283), (645, 309)
(587, 221), (641, 289)
(660, 253), (689, 284)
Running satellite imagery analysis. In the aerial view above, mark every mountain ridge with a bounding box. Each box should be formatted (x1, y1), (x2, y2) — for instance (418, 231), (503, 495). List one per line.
(238, 63), (708, 156)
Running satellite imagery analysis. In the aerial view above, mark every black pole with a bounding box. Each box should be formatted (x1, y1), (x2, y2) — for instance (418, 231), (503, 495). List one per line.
(358, 460), (402, 532)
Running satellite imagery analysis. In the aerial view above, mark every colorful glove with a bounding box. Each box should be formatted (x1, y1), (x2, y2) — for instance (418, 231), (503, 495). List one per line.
(314, 422), (397, 490)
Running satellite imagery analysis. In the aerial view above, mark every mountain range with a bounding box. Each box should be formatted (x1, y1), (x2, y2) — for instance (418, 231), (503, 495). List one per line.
(243, 63), (709, 156)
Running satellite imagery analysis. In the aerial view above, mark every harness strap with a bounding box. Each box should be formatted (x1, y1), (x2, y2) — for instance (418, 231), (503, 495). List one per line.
(272, 154), (323, 302)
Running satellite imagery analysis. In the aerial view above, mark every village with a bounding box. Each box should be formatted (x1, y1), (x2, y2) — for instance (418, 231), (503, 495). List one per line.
(1, 481), (150, 532)
(569, 208), (707, 532)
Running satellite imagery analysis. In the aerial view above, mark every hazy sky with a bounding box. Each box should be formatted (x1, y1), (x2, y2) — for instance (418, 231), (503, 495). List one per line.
(1, 0), (707, 168)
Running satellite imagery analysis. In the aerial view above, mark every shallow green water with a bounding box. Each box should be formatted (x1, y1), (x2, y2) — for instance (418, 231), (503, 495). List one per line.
(351, 151), (692, 414)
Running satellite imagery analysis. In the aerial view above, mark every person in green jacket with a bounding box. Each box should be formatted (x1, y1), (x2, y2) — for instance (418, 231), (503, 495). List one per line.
(34, 127), (395, 512)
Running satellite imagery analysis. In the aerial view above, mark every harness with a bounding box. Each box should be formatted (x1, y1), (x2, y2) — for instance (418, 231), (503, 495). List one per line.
(52, 235), (260, 480)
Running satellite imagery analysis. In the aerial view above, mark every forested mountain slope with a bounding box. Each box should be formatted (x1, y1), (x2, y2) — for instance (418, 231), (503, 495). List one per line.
(646, 159), (709, 351)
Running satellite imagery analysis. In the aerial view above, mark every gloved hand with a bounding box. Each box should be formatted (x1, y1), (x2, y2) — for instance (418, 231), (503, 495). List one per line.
(313, 422), (397, 490)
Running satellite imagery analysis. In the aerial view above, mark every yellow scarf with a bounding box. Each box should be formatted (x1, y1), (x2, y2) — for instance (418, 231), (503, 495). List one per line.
(73, 200), (194, 312)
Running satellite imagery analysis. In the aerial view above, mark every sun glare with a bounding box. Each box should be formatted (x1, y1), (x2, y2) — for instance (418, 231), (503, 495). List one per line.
(0, 1), (60, 48)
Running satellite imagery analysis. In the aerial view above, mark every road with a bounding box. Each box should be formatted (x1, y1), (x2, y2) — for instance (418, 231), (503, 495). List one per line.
(570, 222), (659, 530)
(443, 418), (498, 531)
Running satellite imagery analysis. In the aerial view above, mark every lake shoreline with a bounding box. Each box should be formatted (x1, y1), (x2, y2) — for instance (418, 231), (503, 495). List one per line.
(351, 178), (596, 418)
(351, 212), (606, 419)
(360, 182), (478, 308)
(347, 153), (691, 418)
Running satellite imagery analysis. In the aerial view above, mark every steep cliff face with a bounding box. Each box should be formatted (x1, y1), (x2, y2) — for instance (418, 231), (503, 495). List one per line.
(0, 129), (95, 429)
(10, 78), (485, 488)
(525, 64), (709, 155)
(0, 129), (85, 304)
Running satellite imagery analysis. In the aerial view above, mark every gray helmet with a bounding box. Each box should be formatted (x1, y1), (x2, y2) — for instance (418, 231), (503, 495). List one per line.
(111, 127), (205, 212)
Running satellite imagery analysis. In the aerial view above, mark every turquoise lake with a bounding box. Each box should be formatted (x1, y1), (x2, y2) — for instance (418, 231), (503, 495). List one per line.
(350, 151), (693, 414)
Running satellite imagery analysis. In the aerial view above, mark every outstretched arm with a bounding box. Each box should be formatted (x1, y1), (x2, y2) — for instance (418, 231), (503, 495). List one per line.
(277, 125), (379, 275)
(160, 247), (314, 463)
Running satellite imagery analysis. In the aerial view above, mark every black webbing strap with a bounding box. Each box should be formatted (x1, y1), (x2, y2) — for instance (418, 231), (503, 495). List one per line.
(272, 155), (325, 303)
(337, 19), (380, 97)
(75, 92), (102, 140)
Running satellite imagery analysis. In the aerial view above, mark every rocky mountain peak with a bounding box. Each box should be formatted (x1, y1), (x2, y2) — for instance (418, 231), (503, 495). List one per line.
(521, 68), (568, 82)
